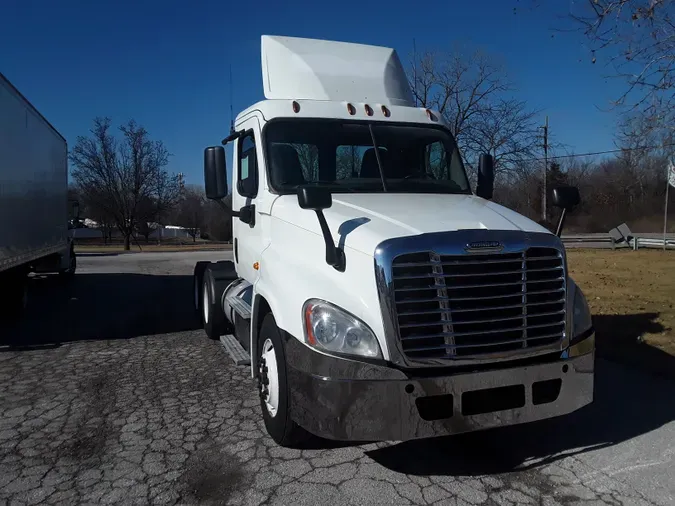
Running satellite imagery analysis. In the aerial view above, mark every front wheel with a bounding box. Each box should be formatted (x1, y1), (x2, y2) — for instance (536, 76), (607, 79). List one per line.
(258, 313), (308, 447)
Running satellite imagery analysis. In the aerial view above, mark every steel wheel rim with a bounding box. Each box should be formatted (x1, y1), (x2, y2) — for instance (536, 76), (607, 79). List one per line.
(260, 338), (279, 417)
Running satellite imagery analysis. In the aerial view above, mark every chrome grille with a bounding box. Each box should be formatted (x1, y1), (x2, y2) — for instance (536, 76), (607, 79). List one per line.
(392, 247), (566, 359)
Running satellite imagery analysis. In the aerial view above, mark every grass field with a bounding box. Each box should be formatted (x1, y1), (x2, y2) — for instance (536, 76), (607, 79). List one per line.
(568, 249), (675, 379)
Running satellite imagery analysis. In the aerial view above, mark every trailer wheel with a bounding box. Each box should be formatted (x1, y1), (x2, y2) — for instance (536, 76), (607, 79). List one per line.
(258, 313), (309, 447)
(202, 266), (229, 340)
(192, 261), (211, 322)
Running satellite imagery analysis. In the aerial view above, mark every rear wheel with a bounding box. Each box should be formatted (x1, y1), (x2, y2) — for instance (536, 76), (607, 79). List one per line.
(202, 266), (230, 340)
(258, 313), (308, 447)
(193, 261), (211, 323)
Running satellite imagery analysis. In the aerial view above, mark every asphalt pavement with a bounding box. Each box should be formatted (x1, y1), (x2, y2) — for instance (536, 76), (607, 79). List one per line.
(0, 251), (673, 505)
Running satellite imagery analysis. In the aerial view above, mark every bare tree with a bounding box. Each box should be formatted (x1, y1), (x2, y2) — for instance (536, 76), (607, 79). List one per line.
(465, 99), (541, 177)
(135, 195), (158, 242)
(408, 48), (540, 177)
(519, 1), (675, 135)
(154, 170), (183, 243)
(69, 117), (173, 250)
(175, 186), (206, 242)
(203, 193), (233, 241)
(570, 1), (675, 124)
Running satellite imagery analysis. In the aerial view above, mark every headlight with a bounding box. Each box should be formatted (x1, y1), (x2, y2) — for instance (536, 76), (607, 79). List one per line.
(572, 281), (593, 337)
(302, 299), (382, 359)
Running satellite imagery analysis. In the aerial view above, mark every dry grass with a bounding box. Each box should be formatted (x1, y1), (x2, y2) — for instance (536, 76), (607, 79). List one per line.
(567, 249), (675, 379)
(75, 243), (232, 253)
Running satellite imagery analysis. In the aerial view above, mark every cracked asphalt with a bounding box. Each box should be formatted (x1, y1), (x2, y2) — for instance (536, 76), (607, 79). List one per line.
(1, 251), (674, 505)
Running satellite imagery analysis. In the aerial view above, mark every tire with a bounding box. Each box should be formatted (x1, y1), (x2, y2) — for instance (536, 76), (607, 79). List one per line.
(202, 266), (229, 340)
(193, 261), (211, 322)
(258, 313), (309, 447)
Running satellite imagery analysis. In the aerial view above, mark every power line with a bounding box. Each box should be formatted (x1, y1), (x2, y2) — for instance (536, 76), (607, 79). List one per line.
(522, 143), (675, 162)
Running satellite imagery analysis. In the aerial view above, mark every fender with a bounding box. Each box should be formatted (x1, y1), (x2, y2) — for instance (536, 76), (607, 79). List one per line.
(249, 279), (287, 378)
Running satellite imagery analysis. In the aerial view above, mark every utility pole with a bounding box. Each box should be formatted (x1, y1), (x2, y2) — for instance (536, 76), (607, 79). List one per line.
(540, 116), (549, 223)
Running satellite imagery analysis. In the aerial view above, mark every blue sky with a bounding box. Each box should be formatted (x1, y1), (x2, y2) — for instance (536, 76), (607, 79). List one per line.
(1, 0), (624, 185)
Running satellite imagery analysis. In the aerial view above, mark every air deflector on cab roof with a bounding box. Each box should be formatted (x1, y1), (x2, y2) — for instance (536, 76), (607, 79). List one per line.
(260, 35), (415, 106)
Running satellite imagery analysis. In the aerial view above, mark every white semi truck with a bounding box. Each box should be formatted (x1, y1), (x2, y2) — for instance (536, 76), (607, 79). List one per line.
(0, 72), (77, 322)
(193, 35), (595, 446)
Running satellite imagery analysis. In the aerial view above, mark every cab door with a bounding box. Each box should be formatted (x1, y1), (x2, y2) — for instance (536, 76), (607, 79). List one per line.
(232, 116), (263, 284)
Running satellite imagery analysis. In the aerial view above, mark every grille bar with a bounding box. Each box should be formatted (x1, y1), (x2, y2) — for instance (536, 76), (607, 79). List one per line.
(391, 247), (566, 359)
(398, 299), (564, 317)
(402, 320), (564, 338)
(395, 266), (562, 280)
(394, 255), (561, 268)
(403, 333), (564, 352)
(395, 288), (565, 305)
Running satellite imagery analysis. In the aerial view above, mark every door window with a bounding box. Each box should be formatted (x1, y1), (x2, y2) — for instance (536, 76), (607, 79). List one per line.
(238, 132), (258, 198)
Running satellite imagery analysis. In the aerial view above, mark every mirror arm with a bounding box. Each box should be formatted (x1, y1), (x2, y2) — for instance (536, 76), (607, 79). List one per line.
(314, 210), (345, 272)
(221, 129), (245, 146)
(215, 198), (240, 218)
(555, 208), (567, 237)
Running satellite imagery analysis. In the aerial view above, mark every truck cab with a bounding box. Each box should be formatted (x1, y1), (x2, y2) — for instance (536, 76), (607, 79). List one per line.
(194, 35), (595, 447)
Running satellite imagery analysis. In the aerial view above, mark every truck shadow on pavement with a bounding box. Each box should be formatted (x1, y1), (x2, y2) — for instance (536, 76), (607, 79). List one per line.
(593, 312), (675, 381)
(0, 272), (201, 347)
(366, 313), (675, 476)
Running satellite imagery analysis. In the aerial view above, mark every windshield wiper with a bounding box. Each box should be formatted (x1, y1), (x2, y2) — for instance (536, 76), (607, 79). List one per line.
(306, 181), (357, 193)
(368, 124), (388, 192)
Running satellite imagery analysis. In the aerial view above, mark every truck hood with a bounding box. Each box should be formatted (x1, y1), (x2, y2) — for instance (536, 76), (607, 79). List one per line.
(270, 193), (551, 256)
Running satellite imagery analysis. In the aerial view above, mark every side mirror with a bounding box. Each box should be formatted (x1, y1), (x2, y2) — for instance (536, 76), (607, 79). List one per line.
(476, 154), (494, 200)
(204, 146), (228, 200)
(297, 185), (332, 210)
(72, 201), (80, 220)
(297, 186), (343, 271)
(551, 185), (580, 237)
(552, 186), (580, 210)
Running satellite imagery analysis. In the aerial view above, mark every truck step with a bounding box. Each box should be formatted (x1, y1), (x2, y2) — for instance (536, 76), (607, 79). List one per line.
(226, 294), (252, 320)
(220, 334), (251, 366)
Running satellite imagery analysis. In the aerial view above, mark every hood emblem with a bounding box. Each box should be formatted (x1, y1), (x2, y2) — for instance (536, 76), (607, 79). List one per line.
(464, 241), (503, 253)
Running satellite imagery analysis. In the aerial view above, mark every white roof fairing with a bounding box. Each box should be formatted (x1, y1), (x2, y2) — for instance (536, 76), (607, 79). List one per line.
(260, 35), (415, 107)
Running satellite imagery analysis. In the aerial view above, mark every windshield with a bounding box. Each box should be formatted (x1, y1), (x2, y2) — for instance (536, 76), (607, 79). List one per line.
(264, 119), (471, 194)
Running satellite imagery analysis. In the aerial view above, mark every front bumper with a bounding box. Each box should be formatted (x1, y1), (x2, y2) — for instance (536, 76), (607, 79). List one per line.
(285, 335), (595, 442)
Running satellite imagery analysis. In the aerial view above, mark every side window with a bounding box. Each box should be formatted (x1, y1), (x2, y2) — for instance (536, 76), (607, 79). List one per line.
(237, 132), (258, 198)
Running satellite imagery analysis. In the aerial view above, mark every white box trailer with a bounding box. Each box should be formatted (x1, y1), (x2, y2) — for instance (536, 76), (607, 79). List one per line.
(0, 72), (77, 321)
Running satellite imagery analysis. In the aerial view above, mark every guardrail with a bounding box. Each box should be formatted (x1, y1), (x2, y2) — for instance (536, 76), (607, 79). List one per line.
(634, 237), (675, 250)
(562, 235), (612, 243)
(561, 235), (675, 250)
